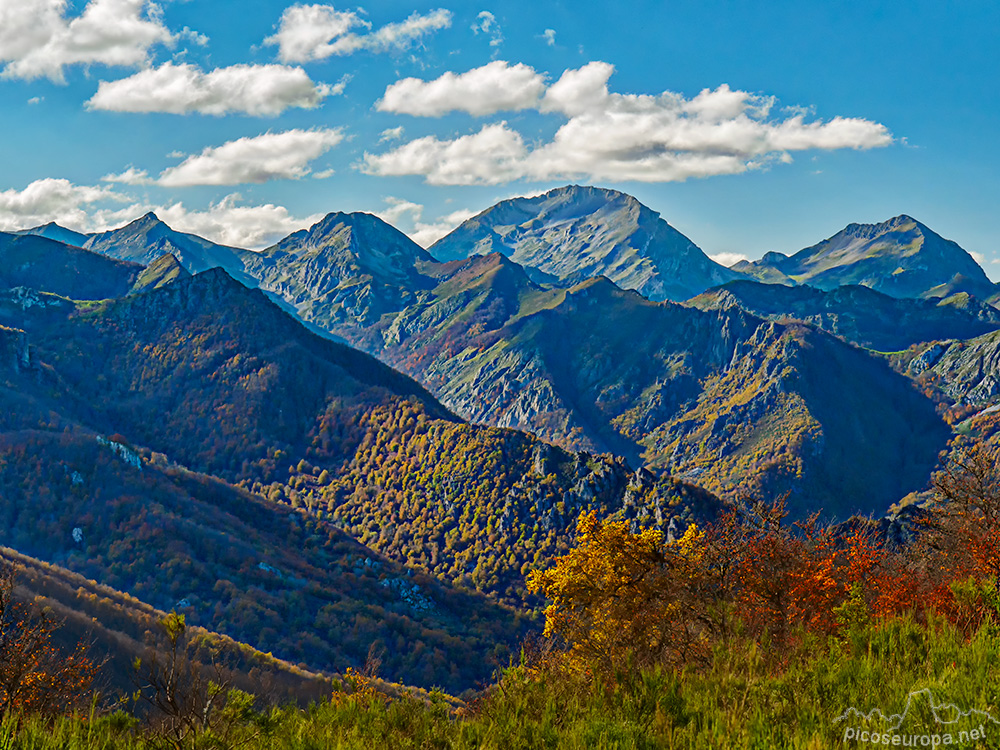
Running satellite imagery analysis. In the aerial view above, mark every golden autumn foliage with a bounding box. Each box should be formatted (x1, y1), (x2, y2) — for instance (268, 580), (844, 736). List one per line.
(527, 512), (708, 674)
(0, 560), (97, 719)
(527, 496), (910, 676)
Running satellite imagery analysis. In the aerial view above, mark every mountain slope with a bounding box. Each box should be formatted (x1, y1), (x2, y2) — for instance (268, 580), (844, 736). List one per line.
(0, 428), (517, 694)
(238, 212), (438, 333)
(0, 232), (141, 300)
(893, 330), (1000, 408)
(0, 266), (722, 651)
(129, 252), (191, 293)
(0, 273), (531, 691)
(429, 185), (742, 301)
(16, 221), (89, 247)
(646, 321), (949, 518)
(340, 254), (947, 519)
(688, 279), (1000, 351)
(3, 544), (337, 704)
(21, 267), (453, 482)
(81, 212), (248, 277)
(737, 215), (995, 299)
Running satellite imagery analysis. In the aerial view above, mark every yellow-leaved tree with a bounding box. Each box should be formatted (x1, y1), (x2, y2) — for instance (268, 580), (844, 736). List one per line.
(526, 511), (706, 677)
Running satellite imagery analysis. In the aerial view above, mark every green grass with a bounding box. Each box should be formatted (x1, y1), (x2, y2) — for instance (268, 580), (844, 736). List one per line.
(4, 615), (998, 749)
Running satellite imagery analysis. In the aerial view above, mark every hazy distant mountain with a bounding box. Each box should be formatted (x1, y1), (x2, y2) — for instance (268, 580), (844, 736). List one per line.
(688, 279), (1000, 351)
(16, 221), (89, 247)
(79, 212), (249, 278)
(736, 215), (996, 299)
(429, 185), (743, 301)
(0, 231), (141, 299)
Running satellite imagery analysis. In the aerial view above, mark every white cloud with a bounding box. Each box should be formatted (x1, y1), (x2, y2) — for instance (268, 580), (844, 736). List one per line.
(379, 126), (404, 142)
(265, 4), (365, 63)
(970, 250), (986, 265)
(0, 177), (323, 250)
(101, 166), (153, 185)
(179, 26), (209, 46)
(0, 0), (175, 82)
(472, 10), (502, 47)
(328, 73), (351, 95)
(157, 194), (322, 249)
(158, 129), (344, 186)
(0, 178), (128, 231)
(265, 4), (451, 62)
(542, 28), (556, 46)
(27, 96), (42, 105)
(538, 61), (614, 116)
(708, 252), (749, 267)
(362, 122), (527, 185)
(377, 61), (546, 117)
(373, 197), (474, 246)
(411, 208), (476, 247)
(376, 196), (423, 226)
(364, 61), (894, 185)
(86, 61), (333, 116)
(338, 8), (452, 55)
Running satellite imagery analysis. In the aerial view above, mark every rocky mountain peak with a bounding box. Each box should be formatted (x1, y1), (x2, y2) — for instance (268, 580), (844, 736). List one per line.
(429, 184), (742, 301)
(840, 214), (918, 240)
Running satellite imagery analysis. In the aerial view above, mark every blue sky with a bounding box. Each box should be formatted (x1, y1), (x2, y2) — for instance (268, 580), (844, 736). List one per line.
(1, 0), (997, 278)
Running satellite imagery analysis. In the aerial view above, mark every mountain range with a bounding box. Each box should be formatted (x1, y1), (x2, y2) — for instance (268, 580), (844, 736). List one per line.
(688, 279), (1000, 352)
(732, 214), (997, 300)
(0, 240), (721, 690)
(5, 184), (1000, 693)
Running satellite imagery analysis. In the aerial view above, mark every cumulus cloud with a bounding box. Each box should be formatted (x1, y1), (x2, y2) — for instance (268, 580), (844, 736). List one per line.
(472, 11), (502, 47)
(0, 178), (129, 231)
(379, 126), (404, 142)
(0, 177), (323, 250)
(157, 194), (322, 249)
(86, 61), (333, 116)
(708, 252), (749, 267)
(410, 207), (477, 247)
(101, 166), (153, 185)
(264, 4), (363, 62)
(377, 61), (546, 117)
(265, 4), (452, 62)
(374, 197), (474, 246)
(542, 28), (556, 46)
(158, 129), (343, 186)
(376, 196), (423, 226)
(363, 61), (894, 185)
(363, 122), (527, 185)
(0, 0), (175, 82)
(539, 60), (614, 116)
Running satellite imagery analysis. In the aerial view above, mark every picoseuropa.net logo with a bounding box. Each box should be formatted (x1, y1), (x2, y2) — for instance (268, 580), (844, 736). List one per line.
(835, 689), (999, 747)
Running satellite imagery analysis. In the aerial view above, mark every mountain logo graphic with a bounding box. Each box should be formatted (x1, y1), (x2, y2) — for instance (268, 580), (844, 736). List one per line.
(835, 689), (999, 746)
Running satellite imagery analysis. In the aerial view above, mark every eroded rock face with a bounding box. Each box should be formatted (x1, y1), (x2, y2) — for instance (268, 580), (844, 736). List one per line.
(925, 330), (1000, 405)
(0, 325), (29, 372)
